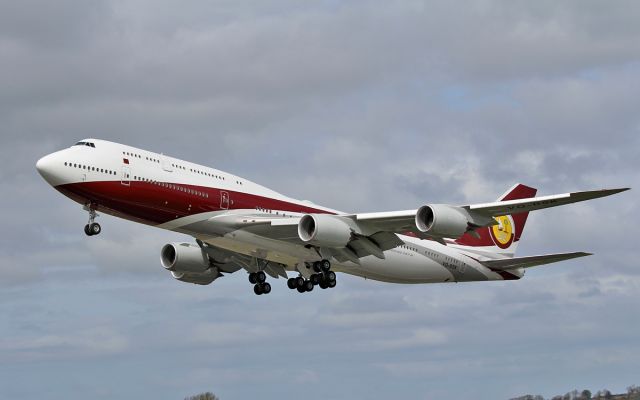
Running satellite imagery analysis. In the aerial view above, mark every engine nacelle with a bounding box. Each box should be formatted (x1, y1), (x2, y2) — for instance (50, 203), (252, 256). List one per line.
(171, 269), (219, 285)
(297, 214), (352, 248)
(160, 242), (209, 273)
(415, 204), (470, 238)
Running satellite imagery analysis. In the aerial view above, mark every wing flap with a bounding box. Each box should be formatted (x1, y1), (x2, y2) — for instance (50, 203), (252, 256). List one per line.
(480, 252), (592, 271)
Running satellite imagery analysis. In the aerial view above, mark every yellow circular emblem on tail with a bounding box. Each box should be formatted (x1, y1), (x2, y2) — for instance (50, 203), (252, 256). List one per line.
(490, 215), (514, 249)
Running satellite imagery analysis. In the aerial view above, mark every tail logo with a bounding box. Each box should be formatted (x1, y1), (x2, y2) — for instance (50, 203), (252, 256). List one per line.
(490, 215), (515, 249)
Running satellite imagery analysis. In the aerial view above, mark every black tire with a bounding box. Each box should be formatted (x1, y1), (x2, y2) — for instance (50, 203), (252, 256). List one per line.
(304, 280), (314, 292)
(84, 224), (92, 236)
(297, 286), (306, 293)
(90, 223), (101, 235)
(311, 274), (320, 285)
(319, 282), (329, 289)
(295, 277), (305, 288)
(328, 279), (336, 288)
(287, 278), (297, 289)
(321, 259), (331, 271)
(249, 273), (257, 284)
(312, 261), (322, 273)
(257, 271), (267, 283)
(327, 271), (336, 281)
(254, 284), (263, 295)
(262, 282), (271, 294)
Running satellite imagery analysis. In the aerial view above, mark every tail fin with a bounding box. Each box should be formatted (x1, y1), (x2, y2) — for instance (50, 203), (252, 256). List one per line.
(454, 184), (537, 257)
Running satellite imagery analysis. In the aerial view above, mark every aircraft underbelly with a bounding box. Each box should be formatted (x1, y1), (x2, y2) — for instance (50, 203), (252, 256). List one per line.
(187, 228), (493, 283)
(337, 251), (454, 284)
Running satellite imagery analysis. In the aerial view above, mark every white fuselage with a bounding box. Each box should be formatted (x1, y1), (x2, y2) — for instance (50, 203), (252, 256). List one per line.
(36, 139), (516, 284)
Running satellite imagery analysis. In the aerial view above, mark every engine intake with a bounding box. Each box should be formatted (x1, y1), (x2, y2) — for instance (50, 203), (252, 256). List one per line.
(298, 214), (352, 248)
(161, 242), (210, 273)
(161, 243), (219, 285)
(415, 204), (470, 238)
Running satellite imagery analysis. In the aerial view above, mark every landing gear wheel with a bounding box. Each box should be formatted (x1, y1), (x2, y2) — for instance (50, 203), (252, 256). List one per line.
(84, 205), (101, 236)
(312, 261), (322, 273)
(296, 286), (306, 293)
(311, 274), (320, 285)
(326, 271), (336, 281)
(328, 279), (336, 288)
(254, 284), (263, 295)
(262, 282), (271, 294)
(256, 271), (267, 283)
(319, 281), (329, 289)
(287, 278), (297, 289)
(321, 259), (331, 271)
(249, 273), (258, 284)
(89, 223), (101, 235)
(295, 276), (305, 288)
(304, 280), (314, 292)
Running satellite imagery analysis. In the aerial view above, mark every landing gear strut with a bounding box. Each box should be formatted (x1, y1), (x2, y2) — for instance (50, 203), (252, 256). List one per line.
(287, 259), (337, 293)
(249, 271), (271, 295)
(84, 207), (101, 236)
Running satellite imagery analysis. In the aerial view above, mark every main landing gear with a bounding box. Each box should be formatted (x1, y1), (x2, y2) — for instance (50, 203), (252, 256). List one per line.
(84, 207), (101, 236)
(249, 271), (271, 295)
(286, 260), (337, 293)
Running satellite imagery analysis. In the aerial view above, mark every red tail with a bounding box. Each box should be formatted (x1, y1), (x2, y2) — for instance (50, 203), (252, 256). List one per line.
(455, 184), (537, 256)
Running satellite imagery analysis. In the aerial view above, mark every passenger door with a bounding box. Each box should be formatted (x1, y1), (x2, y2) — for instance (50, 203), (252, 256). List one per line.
(121, 165), (131, 186)
(161, 154), (173, 172)
(220, 191), (230, 209)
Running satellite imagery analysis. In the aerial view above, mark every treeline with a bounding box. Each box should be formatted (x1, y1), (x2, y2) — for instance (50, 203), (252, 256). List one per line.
(511, 385), (640, 400)
(184, 393), (219, 400)
(182, 386), (640, 400)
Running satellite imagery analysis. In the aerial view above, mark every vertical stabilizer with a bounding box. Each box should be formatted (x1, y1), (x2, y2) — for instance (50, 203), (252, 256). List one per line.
(454, 184), (537, 257)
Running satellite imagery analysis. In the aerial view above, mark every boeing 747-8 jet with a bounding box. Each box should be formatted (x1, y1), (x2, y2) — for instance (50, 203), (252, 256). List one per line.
(36, 139), (628, 295)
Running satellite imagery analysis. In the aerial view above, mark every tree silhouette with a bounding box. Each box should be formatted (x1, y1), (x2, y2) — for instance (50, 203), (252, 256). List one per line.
(184, 392), (219, 400)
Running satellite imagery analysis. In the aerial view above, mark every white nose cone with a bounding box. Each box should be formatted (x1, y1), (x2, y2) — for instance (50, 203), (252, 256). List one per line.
(36, 152), (65, 186)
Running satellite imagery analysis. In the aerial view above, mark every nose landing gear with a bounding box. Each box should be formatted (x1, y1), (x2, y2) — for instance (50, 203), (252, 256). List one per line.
(83, 207), (101, 236)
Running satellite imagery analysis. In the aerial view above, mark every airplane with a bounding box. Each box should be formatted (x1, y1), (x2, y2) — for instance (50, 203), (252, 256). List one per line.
(36, 139), (628, 295)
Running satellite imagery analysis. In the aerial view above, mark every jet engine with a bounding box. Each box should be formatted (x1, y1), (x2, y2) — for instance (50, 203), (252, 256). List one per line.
(160, 242), (219, 285)
(415, 204), (470, 238)
(297, 214), (352, 248)
(171, 269), (219, 285)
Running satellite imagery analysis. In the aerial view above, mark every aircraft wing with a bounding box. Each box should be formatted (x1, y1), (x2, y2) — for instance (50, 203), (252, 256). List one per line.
(353, 188), (629, 229)
(186, 211), (403, 263)
(466, 188), (629, 217)
(184, 186), (626, 263)
(478, 252), (592, 271)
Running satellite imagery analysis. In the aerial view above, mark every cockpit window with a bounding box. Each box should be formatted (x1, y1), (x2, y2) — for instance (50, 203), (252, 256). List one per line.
(74, 141), (96, 148)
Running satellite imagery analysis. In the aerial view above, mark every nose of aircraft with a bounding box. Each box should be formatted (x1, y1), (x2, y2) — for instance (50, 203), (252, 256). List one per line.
(36, 152), (64, 186)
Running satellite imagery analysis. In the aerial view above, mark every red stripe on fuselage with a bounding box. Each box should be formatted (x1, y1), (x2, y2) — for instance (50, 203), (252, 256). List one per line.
(56, 181), (332, 225)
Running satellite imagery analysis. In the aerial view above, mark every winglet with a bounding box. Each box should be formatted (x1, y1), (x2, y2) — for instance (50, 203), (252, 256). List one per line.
(584, 187), (630, 198)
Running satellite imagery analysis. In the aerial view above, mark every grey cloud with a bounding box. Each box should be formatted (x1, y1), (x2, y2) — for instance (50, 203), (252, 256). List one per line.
(0, 0), (112, 48)
(1, 1), (639, 399)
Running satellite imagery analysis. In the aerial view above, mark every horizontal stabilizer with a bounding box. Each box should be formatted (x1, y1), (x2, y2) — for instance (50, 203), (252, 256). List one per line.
(480, 252), (592, 271)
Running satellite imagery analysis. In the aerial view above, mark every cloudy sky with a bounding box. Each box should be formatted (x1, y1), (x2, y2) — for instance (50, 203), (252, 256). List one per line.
(1, 1), (639, 399)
